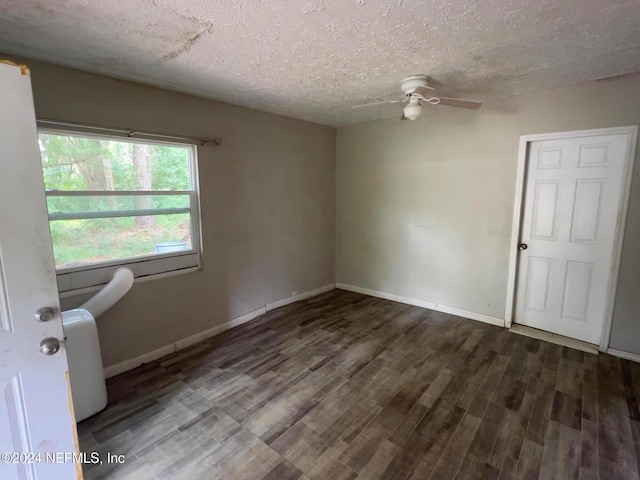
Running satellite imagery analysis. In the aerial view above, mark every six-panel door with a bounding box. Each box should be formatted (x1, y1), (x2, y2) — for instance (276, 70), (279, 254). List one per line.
(0, 62), (80, 479)
(515, 133), (630, 344)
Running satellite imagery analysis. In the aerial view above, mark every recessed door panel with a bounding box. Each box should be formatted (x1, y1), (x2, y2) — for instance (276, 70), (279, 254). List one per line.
(0, 252), (11, 334)
(525, 257), (552, 313)
(579, 144), (609, 168)
(531, 180), (560, 240)
(570, 179), (604, 243)
(561, 261), (594, 322)
(0, 377), (35, 480)
(538, 148), (563, 169)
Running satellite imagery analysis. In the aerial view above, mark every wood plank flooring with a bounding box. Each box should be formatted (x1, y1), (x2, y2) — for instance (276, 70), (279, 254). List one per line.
(78, 289), (640, 480)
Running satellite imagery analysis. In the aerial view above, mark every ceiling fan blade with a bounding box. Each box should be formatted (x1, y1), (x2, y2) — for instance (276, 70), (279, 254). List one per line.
(351, 96), (407, 109)
(436, 97), (482, 110)
(410, 85), (436, 97)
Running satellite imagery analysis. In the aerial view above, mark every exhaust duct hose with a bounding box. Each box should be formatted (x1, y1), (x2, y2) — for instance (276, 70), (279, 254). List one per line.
(81, 267), (134, 319)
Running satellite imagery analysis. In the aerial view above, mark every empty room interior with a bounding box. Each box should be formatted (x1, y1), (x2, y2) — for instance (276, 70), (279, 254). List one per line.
(2, 0), (640, 479)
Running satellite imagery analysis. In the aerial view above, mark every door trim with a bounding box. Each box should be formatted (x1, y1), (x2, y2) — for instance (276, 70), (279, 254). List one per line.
(505, 126), (639, 351)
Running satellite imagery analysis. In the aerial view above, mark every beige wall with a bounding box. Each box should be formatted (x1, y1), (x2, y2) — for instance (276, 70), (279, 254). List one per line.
(6, 53), (640, 364)
(337, 73), (640, 354)
(6, 55), (336, 369)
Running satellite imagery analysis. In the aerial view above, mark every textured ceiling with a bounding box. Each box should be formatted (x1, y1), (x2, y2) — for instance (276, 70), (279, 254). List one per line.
(0, 0), (639, 126)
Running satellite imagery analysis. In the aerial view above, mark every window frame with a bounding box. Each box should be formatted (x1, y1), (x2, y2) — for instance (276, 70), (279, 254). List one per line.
(37, 123), (203, 293)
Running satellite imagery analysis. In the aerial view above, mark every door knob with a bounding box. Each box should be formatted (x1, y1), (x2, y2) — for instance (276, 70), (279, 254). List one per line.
(519, 243), (528, 250)
(35, 307), (55, 322)
(39, 337), (61, 355)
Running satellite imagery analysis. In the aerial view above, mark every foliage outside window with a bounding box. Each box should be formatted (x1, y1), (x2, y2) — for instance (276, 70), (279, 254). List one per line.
(38, 128), (200, 292)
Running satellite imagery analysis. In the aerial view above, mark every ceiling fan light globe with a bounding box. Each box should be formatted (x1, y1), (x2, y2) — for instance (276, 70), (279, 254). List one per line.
(403, 103), (422, 121)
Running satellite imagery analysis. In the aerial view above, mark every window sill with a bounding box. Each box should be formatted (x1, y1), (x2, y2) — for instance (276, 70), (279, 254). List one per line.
(58, 265), (200, 299)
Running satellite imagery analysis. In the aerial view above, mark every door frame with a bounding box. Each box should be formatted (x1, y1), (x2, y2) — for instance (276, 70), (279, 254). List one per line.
(504, 126), (639, 351)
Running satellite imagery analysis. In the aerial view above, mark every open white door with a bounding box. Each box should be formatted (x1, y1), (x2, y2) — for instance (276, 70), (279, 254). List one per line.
(0, 62), (80, 479)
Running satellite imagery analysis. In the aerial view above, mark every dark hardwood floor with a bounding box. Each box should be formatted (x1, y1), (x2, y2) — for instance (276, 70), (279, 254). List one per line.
(78, 289), (640, 480)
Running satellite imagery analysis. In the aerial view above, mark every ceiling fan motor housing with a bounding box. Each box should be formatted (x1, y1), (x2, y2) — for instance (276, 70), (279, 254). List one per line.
(401, 74), (430, 95)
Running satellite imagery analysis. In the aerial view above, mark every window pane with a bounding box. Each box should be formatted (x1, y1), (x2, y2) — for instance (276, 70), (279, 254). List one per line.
(50, 213), (193, 269)
(46, 194), (190, 218)
(38, 132), (191, 191)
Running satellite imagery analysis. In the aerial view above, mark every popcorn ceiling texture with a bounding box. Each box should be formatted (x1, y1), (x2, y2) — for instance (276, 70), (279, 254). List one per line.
(0, 0), (639, 126)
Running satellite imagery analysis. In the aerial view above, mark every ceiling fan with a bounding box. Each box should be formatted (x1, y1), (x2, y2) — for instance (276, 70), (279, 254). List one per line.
(352, 75), (481, 120)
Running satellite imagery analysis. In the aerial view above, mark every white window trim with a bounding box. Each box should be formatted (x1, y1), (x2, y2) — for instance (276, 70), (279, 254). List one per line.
(38, 123), (203, 293)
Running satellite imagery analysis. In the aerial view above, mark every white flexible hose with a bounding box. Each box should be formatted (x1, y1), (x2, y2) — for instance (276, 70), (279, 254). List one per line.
(81, 268), (134, 319)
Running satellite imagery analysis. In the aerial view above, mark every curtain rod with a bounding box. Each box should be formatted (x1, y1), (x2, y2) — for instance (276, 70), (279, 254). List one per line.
(37, 118), (222, 147)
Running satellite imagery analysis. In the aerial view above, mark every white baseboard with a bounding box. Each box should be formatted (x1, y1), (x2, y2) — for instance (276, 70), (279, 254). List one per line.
(336, 283), (505, 328)
(265, 283), (336, 311)
(339, 284), (397, 303)
(607, 348), (640, 363)
(173, 306), (267, 351)
(435, 304), (505, 327)
(103, 345), (174, 379)
(396, 294), (437, 310)
(103, 283), (336, 378)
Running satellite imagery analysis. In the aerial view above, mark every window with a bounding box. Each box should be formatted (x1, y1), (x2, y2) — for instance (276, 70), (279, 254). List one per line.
(38, 126), (201, 292)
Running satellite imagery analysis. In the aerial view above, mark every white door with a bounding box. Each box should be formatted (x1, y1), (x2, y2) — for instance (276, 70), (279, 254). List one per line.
(0, 62), (80, 479)
(515, 131), (634, 344)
